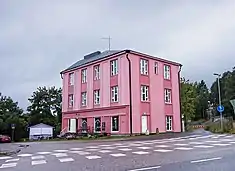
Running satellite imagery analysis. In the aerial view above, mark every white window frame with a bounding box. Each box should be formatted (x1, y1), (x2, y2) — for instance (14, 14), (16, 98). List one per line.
(111, 86), (118, 102)
(69, 73), (74, 85)
(94, 117), (101, 133)
(111, 59), (118, 76)
(94, 65), (100, 80)
(94, 89), (100, 105)
(140, 59), (148, 75)
(164, 65), (170, 80)
(154, 62), (158, 74)
(68, 94), (74, 108)
(81, 69), (87, 83)
(81, 92), (87, 106)
(141, 85), (149, 101)
(164, 89), (172, 103)
(111, 116), (119, 132)
(166, 116), (173, 131)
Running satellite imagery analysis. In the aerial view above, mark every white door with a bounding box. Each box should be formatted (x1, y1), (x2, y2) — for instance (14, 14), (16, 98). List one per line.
(141, 115), (148, 133)
(70, 119), (76, 133)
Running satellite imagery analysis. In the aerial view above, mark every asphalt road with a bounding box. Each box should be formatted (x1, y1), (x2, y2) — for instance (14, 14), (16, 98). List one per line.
(1, 133), (235, 171)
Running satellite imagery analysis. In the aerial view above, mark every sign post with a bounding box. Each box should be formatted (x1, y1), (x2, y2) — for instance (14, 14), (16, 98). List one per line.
(230, 99), (235, 114)
(217, 105), (224, 130)
(11, 124), (15, 142)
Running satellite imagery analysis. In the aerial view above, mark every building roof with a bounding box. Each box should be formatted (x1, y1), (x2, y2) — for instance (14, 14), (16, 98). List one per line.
(61, 49), (181, 74)
(29, 123), (54, 129)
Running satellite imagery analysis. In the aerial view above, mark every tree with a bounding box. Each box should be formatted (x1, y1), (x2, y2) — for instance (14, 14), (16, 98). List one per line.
(27, 86), (62, 134)
(180, 78), (197, 123)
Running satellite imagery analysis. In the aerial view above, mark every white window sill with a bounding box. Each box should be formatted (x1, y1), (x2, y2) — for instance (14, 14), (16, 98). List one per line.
(165, 102), (172, 105)
(111, 131), (119, 133)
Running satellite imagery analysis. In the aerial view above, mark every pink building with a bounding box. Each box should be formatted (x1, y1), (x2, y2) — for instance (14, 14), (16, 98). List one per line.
(60, 50), (182, 135)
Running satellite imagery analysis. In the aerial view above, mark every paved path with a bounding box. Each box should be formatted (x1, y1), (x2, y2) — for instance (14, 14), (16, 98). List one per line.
(1, 133), (235, 170)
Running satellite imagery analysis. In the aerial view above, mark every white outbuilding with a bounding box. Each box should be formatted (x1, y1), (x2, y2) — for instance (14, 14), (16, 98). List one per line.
(29, 123), (54, 140)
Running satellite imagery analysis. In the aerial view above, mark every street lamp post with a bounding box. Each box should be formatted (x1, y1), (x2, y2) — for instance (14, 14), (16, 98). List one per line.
(214, 73), (223, 131)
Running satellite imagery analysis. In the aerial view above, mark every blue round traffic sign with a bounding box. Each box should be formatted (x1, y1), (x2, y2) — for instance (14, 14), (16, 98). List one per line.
(217, 105), (224, 112)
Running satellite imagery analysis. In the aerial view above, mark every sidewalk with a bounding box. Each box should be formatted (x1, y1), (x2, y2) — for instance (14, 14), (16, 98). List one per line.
(0, 143), (21, 156)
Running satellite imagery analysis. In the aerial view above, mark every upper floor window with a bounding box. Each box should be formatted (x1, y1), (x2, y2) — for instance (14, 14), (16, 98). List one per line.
(111, 86), (118, 102)
(164, 89), (172, 103)
(81, 69), (87, 83)
(154, 62), (158, 74)
(68, 94), (74, 108)
(140, 59), (148, 75)
(141, 85), (149, 101)
(111, 59), (118, 76)
(94, 89), (100, 105)
(164, 65), (170, 80)
(94, 65), (100, 80)
(69, 73), (74, 85)
(81, 92), (87, 106)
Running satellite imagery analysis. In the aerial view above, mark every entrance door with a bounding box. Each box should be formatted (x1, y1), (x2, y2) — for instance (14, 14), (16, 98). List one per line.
(69, 118), (77, 133)
(141, 115), (147, 133)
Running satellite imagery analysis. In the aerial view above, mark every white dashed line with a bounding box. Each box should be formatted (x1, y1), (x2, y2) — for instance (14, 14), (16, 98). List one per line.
(54, 150), (69, 152)
(86, 146), (99, 149)
(51, 153), (68, 157)
(189, 142), (204, 145)
(18, 154), (33, 157)
(32, 160), (47, 165)
(191, 157), (222, 163)
(102, 147), (115, 150)
(175, 147), (193, 150)
(174, 144), (189, 146)
(137, 147), (152, 150)
(99, 150), (112, 153)
(5, 158), (19, 162)
(37, 152), (52, 155)
(86, 155), (101, 159)
(76, 151), (91, 155)
(99, 144), (111, 147)
(59, 158), (74, 162)
(206, 141), (221, 143)
(194, 145), (214, 148)
(31, 156), (45, 160)
(70, 148), (82, 150)
(132, 151), (149, 155)
(86, 149), (99, 151)
(154, 149), (173, 152)
(155, 145), (170, 148)
(212, 143), (231, 146)
(119, 148), (132, 151)
(229, 142), (235, 144)
(128, 165), (161, 171)
(110, 153), (126, 157)
(0, 156), (12, 160)
(0, 163), (17, 169)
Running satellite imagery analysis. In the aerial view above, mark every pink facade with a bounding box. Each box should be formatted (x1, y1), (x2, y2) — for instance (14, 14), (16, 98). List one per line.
(61, 50), (182, 135)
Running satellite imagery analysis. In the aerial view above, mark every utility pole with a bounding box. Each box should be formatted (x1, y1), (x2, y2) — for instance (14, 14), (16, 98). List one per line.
(102, 36), (111, 51)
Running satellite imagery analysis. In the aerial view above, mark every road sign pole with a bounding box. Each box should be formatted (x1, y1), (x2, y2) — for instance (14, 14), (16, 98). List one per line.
(217, 77), (223, 131)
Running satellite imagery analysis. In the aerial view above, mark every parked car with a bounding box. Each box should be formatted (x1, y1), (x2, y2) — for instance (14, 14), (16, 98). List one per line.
(0, 135), (11, 143)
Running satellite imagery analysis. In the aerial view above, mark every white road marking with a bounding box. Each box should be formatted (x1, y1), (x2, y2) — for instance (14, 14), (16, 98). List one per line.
(132, 151), (149, 155)
(5, 158), (19, 162)
(191, 157), (222, 163)
(194, 145), (214, 148)
(59, 158), (74, 162)
(206, 141), (221, 143)
(112, 143), (123, 146)
(0, 156), (12, 160)
(86, 149), (99, 151)
(129, 144), (142, 146)
(110, 153), (126, 157)
(189, 142), (204, 145)
(18, 153), (33, 157)
(31, 155), (45, 160)
(211, 136), (219, 139)
(69, 151), (83, 154)
(229, 142), (235, 144)
(220, 139), (233, 142)
(212, 143), (231, 146)
(51, 153), (68, 157)
(117, 146), (129, 148)
(137, 147), (152, 150)
(174, 144), (189, 146)
(76, 151), (91, 155)
(54, 150), (69, 152)
(128, 165), (161, 171)
(175, 147), (193, 150)
(99, 144), (111, 147)
(0, 163), (17, 169)
(119, 148), (132, 151)
(224, 135), (233, 138)
(86, 155), (101, 159)
(37, 152), (52, 155)
(154, 149), (173, 152)
(70, 148), (82, 150)
(102, 146), (115, 150)
(86, 146), (99, 149)
(155, 145), (170, 148)
(99, 150), (112, 153)
(32, 160), (47, 165)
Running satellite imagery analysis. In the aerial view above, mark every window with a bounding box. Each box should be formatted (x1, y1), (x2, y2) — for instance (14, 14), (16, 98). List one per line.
(94, 89), (100, 105)
(81, 69), (87, 83)
(140, 59), (148, 75)
(166, 116), (173, 131)
(164, 89), (172, 103)
(111, 59), (118, 76)
(68, 94), (74, 107)
(154, 62), (158, 74)
(81, 92), (87, 106)
(141, 85), (149, 101)
(94, 65), (100, 80)
(111, 86), (118, 102)
(69, 73), (74, 85)
(164, 65), (170, 80)
(111, 116), (119, 132)
(94, 117), (101, 132)
(81, 118), (87, 132)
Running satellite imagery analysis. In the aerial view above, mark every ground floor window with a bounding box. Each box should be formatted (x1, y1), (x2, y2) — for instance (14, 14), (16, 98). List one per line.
(111, 116), (119, 132)
(94, 117), (101, 132)
(166, 116), (173, 131)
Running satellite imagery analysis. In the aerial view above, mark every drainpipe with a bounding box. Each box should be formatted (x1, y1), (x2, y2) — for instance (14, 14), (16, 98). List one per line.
(178, 64), (183, 132)
(125, 50), (133, 136)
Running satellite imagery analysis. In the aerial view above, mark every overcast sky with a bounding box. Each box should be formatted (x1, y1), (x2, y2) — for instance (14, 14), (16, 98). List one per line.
(1, 0), (235, 109)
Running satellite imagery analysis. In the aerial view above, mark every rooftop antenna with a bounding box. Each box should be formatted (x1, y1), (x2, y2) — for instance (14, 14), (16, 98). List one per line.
(102, 36), (111, 51)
